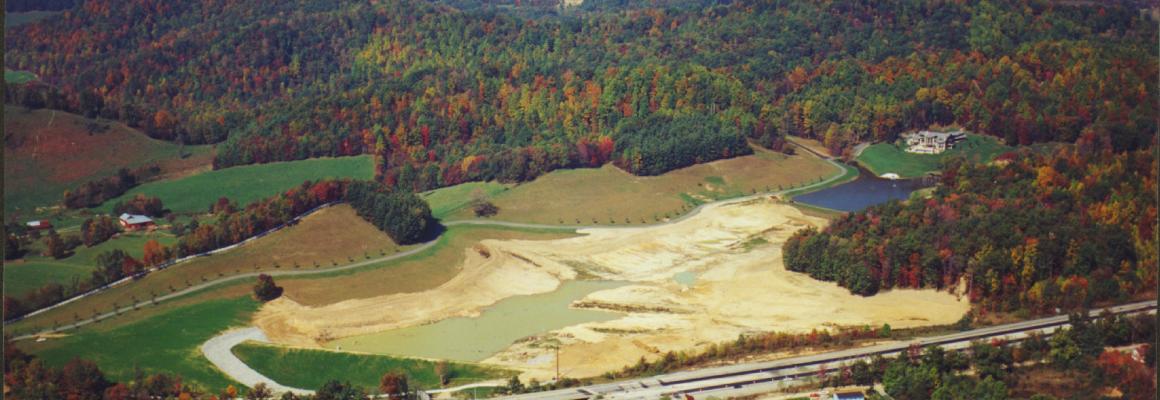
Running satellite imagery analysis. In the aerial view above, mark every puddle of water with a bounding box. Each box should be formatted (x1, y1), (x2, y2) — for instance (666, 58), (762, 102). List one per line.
(325, 280), (626, 361)
(673, 271), (698, 287)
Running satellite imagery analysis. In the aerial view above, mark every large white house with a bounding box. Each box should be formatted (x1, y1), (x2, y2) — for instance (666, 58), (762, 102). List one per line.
(902, 130), (967, 154)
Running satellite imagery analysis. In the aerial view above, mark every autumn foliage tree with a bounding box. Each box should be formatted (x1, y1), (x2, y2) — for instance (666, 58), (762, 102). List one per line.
(15, 0), (1151, 195)
(1094, 349), (1155, 398)
(252, 274), (282, 302)
(784, 147), (1156, 311)
(80, 216), (121, 247)
(141, 239), (169, 266)
(379, 371), (409, 399)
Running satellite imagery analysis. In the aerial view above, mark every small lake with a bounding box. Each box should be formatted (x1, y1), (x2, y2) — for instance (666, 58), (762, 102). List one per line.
(325, 280), (625, 361)
(793, 166), (931, 212)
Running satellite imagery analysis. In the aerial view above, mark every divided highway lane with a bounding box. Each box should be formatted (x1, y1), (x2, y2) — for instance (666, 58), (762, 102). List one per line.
(498, 300), (1157, 400)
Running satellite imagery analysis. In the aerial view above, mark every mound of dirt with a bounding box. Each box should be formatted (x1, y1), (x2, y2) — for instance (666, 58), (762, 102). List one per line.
(253, 197), (969, 378)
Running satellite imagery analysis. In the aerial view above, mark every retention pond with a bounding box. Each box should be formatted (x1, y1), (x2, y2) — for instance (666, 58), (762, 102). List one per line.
(792, 166), (931, 212)
(324, 280), (625, 361)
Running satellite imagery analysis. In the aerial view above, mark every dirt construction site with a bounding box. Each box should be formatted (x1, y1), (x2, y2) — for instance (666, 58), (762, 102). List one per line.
(253, 196), (969, 379)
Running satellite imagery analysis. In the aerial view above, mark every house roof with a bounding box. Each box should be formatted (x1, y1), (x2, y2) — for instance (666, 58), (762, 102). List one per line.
(914, 130), (966, 140)
(119, 213), (154, 225)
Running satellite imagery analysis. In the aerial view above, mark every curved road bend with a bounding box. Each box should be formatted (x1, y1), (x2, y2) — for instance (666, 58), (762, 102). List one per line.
(11, 149), (851, 342)
(201, 326), (506, 396)
(201, 327), (313, 395)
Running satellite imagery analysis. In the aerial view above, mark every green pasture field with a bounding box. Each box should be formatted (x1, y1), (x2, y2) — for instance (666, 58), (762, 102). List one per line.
(233, 343), (511, 391)
(104, 156), (374, 214)
(19, 297), (259, 392)
(434, 147), (838, 225)
(4, 231), (177, 299)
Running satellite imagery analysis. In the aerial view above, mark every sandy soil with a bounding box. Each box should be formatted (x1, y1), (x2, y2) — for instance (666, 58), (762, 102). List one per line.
(253, 197), (969, 377)
(252, 238), (578, 347)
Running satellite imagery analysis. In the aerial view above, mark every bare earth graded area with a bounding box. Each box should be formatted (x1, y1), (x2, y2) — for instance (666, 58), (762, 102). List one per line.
(440, 148), (837, 224)
(253, 198), (969, 379)
(3, 106), (213, 214)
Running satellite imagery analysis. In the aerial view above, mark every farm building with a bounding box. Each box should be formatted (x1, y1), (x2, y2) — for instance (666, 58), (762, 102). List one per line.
(119, 213), (155, 231)
(903, 130), (966, 154)
(25, 220), (52, 230)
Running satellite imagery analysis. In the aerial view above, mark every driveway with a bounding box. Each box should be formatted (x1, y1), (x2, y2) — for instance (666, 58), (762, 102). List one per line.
(201, 327), (313, 395)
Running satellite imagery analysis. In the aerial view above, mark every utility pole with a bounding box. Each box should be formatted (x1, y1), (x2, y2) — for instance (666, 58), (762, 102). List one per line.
(555, 345), (560, 381)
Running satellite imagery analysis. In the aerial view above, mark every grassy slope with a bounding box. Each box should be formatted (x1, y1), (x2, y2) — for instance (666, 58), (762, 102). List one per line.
(4, 69), (38, 83)
(436, 147), (837, 225)
(421, 182), (510, 219)
(3, 106), (214, 214)
(104, 156), (374, 214)
(4, 231), (178, 298)
(233, 343), (510, 390)
(6, 205), (405, 333)
(4, 11), (60, 28)
(278, 224), (576, 306)
(855, 134), (1012, 178)
(23, 297), (258, 392)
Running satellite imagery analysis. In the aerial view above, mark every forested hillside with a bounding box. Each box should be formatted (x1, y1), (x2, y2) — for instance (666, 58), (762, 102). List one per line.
(784, 147), (1157, 311)
(5, 0), (1156, 191)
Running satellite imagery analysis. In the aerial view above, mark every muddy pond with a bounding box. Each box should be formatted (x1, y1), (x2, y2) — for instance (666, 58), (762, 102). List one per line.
(325, 280), (625, 361)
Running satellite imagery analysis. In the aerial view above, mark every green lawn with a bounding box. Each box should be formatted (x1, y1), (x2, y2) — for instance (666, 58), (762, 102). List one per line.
(2, 260), (92, 297)
(233, 343), (511, 391)
(5, 11), (60, 28)
(4, 232), (178, 299)
(24, 296), (259, 393)
(104, 156), (374, 214)
(430, 147), (837, 225)
(781, 161), (859, 199)
(4, 69), (38, 84)
(856, 134), (1012, 178)
(421, 181), (510, 219)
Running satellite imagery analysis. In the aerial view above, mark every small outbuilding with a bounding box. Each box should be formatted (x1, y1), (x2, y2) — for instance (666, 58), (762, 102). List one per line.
(25, 220), (52, 230)
(119, 213), (155, 231)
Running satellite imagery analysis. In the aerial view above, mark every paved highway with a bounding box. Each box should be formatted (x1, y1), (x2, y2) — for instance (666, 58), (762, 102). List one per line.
(497, 300), (1157, 400)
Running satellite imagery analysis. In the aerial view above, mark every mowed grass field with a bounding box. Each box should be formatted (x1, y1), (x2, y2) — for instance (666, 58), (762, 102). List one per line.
(104, 156), (374, 215)
(6, 205), (406, 335)
(233, 343), (511, 390)
(4, 69), (38, 83)
(17, 296), (258, 392)
(3, 106), (214, 214)
(4, 231), (178, 298)
(421, 182), (510, 219)
(437, 147), (837, 225)
(856, 133), (1012, 178)
(4, 11), (60, 28)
